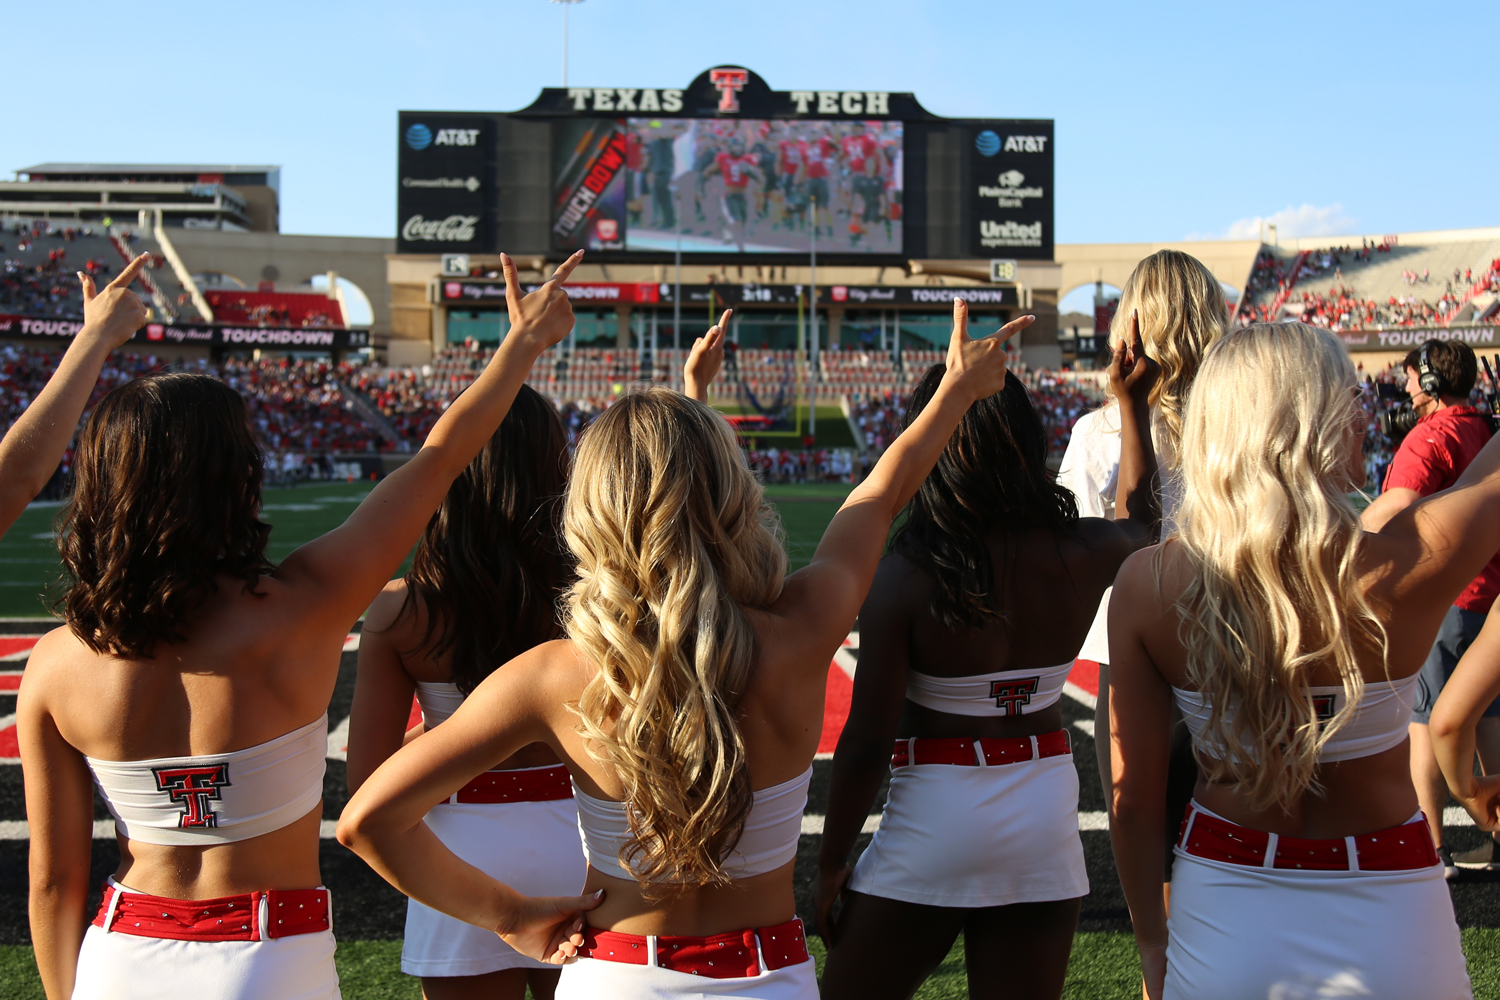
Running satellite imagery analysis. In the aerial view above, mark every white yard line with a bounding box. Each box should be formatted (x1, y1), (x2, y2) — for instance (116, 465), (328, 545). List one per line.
(325, 715), (351, 762)
(1072, 718), (1096, 739)
(832, 648), (857, 681)
(1062, 681), (1097, 710)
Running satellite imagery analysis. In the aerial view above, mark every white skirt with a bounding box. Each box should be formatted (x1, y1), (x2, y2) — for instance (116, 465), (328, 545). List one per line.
(1166, 850), (1472, 999)
(555, 955), (818, 999)
(848, 752), (1088, 907)
(72, 920), (338, 1000)
(402, 796), (586, 977)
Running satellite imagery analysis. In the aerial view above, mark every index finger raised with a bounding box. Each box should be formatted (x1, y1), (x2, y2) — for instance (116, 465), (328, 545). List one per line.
(950, 298), (969, 347)
(993, 313), (1036, 346)
(544, 250), (585, 288)
(107, 253), (151, 291)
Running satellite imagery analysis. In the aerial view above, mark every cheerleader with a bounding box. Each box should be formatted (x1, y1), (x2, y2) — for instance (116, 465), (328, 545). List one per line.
(1109, 321), (1482, 999)
(337, 298), (1024, 998)
(18, 252), (587, 1000)
(816, 319), (1159, 1000)
(0, 256), (148, 539)
(347, 381), (580, 1000)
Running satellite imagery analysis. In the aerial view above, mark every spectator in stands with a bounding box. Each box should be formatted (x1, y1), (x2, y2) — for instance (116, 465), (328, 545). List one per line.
(1360, 339), (1500, 876)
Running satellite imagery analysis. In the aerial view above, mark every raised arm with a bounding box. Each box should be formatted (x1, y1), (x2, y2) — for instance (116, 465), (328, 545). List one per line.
(815, 557), (913, 946)
(684, 309), (730, 402)
(771, 300), (1032, 657)
(1431, 603), (1500, 829)
(278, 252), (582, 625)
(337, 642), (599, 962)
(1109, 310), (1162, 547)
(1106, 548), (1175, 1000)
(0, 256), (149, 538)
(346, 583), (422, 793)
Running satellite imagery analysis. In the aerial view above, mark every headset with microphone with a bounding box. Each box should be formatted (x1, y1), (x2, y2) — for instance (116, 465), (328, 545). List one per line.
(1416, 345), (1448, 401)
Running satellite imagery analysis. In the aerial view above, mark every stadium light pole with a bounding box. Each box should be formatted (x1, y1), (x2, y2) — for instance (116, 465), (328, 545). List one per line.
(550, 0), (584, 87)
(808, 197), (818, 439)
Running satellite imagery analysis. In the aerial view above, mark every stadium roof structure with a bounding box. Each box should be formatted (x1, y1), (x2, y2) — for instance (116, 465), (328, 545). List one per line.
(18, 163), (279, 176)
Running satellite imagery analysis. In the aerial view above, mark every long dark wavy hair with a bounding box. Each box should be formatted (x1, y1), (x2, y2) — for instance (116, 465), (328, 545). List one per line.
(890, 365), (1079, 629)
(400, 383), (572, 694)
(58, 374), (273, 657)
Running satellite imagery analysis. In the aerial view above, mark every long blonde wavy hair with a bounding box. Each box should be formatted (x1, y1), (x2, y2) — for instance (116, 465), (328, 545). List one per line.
(563, 389), (787, 887)
(1173, 322), (1386, 810)
(1108, 250), (1230, 468)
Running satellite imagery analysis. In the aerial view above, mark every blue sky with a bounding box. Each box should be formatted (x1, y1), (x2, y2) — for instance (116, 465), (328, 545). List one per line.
(5, 0), (1489, 245)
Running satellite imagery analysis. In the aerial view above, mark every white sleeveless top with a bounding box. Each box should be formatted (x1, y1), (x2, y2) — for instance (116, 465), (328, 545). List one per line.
(85, 714), (327, 846)
(906, 661), (1072, 717)
(1173, 674), (1418, 764)
(574, 767), (811, 882)
(414, 680), (465, 728)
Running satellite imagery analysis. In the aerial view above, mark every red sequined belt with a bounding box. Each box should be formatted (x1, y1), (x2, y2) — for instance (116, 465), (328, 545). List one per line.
(576, 917), (809, 979)
(1176, 802), (1438, 872)
(890, 730), (1072, 768)
(449, 763), (573, 804)
(92, 882), (330, 941)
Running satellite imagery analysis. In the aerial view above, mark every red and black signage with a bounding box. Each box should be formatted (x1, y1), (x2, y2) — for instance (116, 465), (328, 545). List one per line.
(0, 314), (371, 350)
(440, 281), (1016, 309)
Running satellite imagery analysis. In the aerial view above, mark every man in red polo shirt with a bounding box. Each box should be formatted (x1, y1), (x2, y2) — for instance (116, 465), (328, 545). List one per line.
(1363, 338), (1500, 876)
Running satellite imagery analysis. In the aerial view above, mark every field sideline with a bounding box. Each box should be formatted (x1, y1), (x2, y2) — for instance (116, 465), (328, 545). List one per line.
(4, 480), (1500, 997)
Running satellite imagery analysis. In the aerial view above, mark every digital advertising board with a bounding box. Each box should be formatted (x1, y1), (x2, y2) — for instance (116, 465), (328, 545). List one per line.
(397, 67), (1050, 263)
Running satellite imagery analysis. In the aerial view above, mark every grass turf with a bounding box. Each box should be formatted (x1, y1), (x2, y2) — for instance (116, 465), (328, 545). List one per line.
(6, 931), (1500, 997)
(0, 480), (852, 617)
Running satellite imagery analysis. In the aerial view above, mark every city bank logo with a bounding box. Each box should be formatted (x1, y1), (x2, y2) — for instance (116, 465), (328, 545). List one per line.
(146, 323), (165, 341)
(405, 123), (433, 150)
(710, 67), (750, 113)
(444, 282), (462, 299)
(974, 130), (1001, 156)
(596, 219), (619, 241)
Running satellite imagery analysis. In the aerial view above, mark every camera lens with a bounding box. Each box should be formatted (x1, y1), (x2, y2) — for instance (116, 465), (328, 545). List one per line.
(1378, 405), (1422, 442)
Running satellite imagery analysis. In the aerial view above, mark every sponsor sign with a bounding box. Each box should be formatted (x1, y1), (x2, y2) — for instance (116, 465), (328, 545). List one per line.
(397, 114), (494, 253)
(968, 122), (1053, 260)
(1343, 326), (1500, 351)
(439, 282), (1015, 308)
(551, 119), (629, 252)
(0, 314), (370, 349)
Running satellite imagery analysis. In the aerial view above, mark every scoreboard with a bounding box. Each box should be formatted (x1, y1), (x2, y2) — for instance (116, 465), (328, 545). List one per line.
(396, 66), (1053, 264)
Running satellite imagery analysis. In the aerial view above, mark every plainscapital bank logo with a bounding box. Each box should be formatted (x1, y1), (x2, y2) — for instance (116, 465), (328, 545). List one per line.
(405, 123), (433, 150)
(401, 214), (479, 242)
(974, 130), (1001, 156)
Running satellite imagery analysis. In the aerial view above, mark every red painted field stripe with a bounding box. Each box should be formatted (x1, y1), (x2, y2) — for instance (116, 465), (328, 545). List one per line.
(407, 696), (423, 732)
(0, 637), (40, 658)
(1069, 659), (1100, 698)
(0, 675), (21, 692)
(818, 661), (853, 755)
(0, 727), (15, 758)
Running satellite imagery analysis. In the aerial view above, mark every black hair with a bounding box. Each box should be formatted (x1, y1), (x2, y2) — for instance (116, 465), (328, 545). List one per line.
(889, 365), (1079, 629)
(400, 383), (572, 694)
(1404, 339), (1477, 397)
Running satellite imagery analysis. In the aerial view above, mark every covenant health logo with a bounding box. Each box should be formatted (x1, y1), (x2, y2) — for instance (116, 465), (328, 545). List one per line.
(974, 130), (1001, 156)
(405, 123), (433, 151)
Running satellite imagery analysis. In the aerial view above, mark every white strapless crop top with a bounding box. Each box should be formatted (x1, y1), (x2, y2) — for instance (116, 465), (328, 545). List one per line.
(415, 680), (464, 729)
(906, 662), (1072, 717)
(1173, 674), (1418, 764)
(85, 714), (328, 846)
(574, 767), (811, 882)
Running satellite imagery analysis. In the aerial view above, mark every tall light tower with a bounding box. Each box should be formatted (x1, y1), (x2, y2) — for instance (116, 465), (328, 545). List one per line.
(550, 0), (585, 87)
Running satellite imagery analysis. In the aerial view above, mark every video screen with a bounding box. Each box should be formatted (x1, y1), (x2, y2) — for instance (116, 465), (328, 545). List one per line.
(551, 118), (903, 254)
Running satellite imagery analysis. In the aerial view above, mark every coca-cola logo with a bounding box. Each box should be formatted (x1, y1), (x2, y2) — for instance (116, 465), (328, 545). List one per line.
(401, 214), (479, 243)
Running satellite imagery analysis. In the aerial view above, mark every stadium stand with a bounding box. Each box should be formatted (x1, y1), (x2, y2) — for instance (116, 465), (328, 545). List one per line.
(204, 288), (344, 328)
(1238, 235), (1500, 330)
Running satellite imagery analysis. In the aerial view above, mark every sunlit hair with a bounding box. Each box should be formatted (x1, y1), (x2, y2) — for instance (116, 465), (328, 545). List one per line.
(1173, 322), (1385, 810)
(1108, 249), (1230, 468)
(891, 366), (1078, 629)
(399, 384), (571, 695)
(58, 374), (273, 657)
(562, 388), (787, 888)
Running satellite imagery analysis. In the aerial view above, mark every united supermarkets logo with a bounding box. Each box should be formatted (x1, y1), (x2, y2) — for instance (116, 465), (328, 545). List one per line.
(979, 220), (1043, 249)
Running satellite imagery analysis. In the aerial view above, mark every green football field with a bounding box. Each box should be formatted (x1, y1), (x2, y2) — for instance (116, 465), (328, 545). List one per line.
(7, 480), (1500, 997)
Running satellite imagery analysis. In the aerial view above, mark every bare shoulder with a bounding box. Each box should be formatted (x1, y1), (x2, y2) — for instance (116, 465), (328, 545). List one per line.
(474, 638), (589, 707)
(1113, 541), (1177, 614)
(17, 626), (92, 709)
(865, 549), (926, 615)
(363, 580), (414, 635)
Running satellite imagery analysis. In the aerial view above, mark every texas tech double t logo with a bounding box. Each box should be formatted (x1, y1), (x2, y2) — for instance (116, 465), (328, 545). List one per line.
(152, 764), (231, 829)
(989, 676), (1040, 715)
